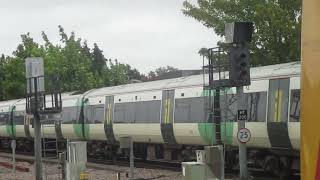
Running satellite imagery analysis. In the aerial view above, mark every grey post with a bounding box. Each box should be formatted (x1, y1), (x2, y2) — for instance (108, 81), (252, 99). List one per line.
(11, 140), (16, 174)
(34, 113), (42, 180)
(25, 58), (45, 180)
(236, 86), (248, 180)
(129, 138), (134, 180)
(34, 77), (43, 180)
(119, 137), (134, 179)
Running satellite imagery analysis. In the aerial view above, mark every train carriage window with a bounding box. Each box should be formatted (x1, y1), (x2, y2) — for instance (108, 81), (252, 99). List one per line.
(114, 103), (133, 123)
(114, 101), (161, 123)
(62, 106), (77, 124)
(84, 105), (93, 123)
(190, 97), (206, 122)
(134, 101), (161, 123)
(41, 113), (61, 123)
(114, 103), (125, 123)
(174, 99), (190, 122)
(126, 103), (135, 123)
(91, 105), (104, 123)
(290, 89), (300, 122)
(244, 92), (267, 122)
(220, 92), (267, 122)
(0, 113), (8, 125)
(174, 97), (205, 123)
(13, 111), (25, 125)
(220, 94), (237, 122)
(134, 102), (147, 123)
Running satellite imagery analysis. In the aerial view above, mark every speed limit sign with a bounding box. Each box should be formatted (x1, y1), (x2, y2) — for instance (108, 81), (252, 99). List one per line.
(237, 128), (251, 143)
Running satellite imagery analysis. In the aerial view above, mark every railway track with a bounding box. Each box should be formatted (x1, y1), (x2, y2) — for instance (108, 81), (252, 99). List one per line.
(0, 152), (181, 172)
(0, 152), (300, 180)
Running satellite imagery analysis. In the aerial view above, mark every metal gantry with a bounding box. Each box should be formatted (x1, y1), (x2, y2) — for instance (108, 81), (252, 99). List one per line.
(25, 57), (62, 180)
(202, 22), (253, 180)
(203, 46), (229, 145)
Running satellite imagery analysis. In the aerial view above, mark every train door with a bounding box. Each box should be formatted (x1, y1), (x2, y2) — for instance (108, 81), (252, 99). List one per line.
(160, 90), (177, 144)
(24, 114), (33, 138)
(75, 97), (89, 139)
(267, 78), (292, 148)
(8, 105), (15, 138)
(83, 98), (91, 124)
(104, 96), (116, 143)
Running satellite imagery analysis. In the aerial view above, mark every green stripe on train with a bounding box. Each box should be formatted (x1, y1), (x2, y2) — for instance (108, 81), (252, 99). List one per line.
(73, 124), (90, 139)
(198, 122), (234, 145)
(221, 122), (234, 144)
(198, 123), (216, 144)
(73, 96), (90, 139)
(6, 106), (16, 138)
(6, 125), (16, 138)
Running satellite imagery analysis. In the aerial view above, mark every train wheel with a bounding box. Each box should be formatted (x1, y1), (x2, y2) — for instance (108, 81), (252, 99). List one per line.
(225, 151), (236, 171)
(279, 157), (291, 180)
(263, 155), (280, 176)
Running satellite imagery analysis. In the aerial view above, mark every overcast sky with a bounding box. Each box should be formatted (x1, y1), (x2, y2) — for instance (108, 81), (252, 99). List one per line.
(0, 0), (220, 73)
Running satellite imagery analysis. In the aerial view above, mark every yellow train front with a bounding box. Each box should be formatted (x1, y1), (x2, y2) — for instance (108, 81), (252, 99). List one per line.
(0, 62), (300, 176)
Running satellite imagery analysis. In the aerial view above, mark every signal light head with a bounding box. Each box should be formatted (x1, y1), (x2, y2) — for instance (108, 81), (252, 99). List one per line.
(240, 62), (247, 67)
(240, 53), (247, 58)
(229, 46), (251, 86)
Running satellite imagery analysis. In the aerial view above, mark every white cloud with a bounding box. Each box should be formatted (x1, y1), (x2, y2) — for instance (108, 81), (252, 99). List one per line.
(0, 0), (220, 73)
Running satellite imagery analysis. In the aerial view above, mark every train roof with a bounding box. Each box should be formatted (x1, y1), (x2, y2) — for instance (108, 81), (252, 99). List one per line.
(0, 62), (301, 107)
(86, 62), (301, 97)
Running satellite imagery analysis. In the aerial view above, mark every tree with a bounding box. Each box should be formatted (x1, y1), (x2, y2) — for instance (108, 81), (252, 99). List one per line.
(82, 40), (92, 60)
(92, 43), (106, 75)
(198, 47), (208, 58)
(2, 57), (25, 100)
(0, 54), (5, 100)
(0, 25), (144, 100)
(108, 59), (128, 85)
(182, 0), (301, 66)
(13, 33), (45, 59)
(145, 66), (179, 81)
(155, 66), (179, 76)
(57, 27), (96, 92)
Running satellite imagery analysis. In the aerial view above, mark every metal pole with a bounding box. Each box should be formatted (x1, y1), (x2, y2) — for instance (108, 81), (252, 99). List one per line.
(58, 152), (66, 180)
(236, 86), (248, 180)
(116, 172), (121, 180)
(11, 140), (16, 174)
(129, 138), (134, 180)
(34, 78), (43, 180)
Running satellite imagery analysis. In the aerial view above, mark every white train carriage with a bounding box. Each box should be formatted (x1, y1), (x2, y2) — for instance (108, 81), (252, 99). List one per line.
(0, 62), (301, 152)
(0, 99), (17, 137)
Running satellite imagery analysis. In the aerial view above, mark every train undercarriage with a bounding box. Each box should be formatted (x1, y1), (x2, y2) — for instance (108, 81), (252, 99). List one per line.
(0, 137), (300, 178)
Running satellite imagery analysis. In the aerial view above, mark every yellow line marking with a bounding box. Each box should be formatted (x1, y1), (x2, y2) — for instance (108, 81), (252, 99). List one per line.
(109, 103), (112, 124)
(273, 89), (283, 122)
(274, 90), (278, 122)
(165, 99), (169, 124)
(278, 90), (283, 122)
(167, 99), (171, 124)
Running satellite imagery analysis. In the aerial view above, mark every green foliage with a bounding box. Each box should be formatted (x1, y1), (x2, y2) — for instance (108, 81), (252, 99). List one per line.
(182, 0), (301, 65)
(0, 26), (144, 100)
(145, 66), (179, 81)
(1, 56), (25, 100)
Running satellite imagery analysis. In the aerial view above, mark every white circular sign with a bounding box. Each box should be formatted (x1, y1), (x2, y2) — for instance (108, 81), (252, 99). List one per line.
(237, 128), (251, 143)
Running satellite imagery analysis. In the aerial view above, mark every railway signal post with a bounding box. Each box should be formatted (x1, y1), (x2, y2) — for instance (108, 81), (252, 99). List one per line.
(225, 22), (253, 180)
(25, 57), (62, 180)
(203, 22), (253, 180)
(236, 86), (248, 179)
(25, 57), (45, 180)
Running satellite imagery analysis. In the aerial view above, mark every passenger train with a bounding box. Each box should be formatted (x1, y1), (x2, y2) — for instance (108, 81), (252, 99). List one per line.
(0, 62), (301, 175)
